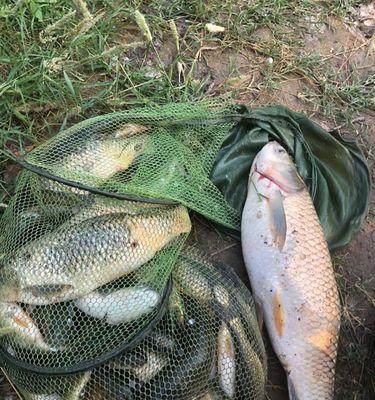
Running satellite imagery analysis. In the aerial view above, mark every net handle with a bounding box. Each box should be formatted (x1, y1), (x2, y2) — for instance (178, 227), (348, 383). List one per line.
(15, 157), (179, 205)
(0, 277), (172, 376)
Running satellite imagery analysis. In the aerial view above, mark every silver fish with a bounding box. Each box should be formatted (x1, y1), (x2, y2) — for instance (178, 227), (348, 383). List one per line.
(75, 285), (160, 324)
(217, 321), (236, 399)
(128, 351), (167, 381)
(198, 392), (226, 400)
(65, 371), (91, 400)
(114, 123), (148, 138)
(28, 395), (60, 400)
(213, 284), (230, 309)
(228, 316), (265, 399)
(25, 371), (91, 400)
(241, 141), (340, 400)
(174, 258), (212, 302)
(0, 205), (191, 304)
(45, 135), (147, 194)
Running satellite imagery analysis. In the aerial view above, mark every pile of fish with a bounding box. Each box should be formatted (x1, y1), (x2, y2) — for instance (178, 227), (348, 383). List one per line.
(2, 251), (266, 400)
(0, 128), (190, 367)
(0, 126), (266, 400)
(0, 200), (191, 359)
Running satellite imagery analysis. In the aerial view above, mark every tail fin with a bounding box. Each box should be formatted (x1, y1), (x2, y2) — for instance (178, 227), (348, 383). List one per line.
(287, 376), (300, 400)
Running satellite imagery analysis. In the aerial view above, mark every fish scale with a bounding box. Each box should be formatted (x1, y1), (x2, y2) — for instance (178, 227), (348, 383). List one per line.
(242, 142), (340, 400)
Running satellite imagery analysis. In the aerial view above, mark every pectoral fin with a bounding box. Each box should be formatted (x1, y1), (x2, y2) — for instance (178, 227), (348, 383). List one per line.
(287, 377), (300, 400)
(268, 190), (286, 251)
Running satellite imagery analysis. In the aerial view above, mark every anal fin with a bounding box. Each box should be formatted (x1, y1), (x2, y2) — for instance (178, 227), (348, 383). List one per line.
(267, 190), (286, 251)
(254, 300), (264, 331)
(287, 376), (300, 400)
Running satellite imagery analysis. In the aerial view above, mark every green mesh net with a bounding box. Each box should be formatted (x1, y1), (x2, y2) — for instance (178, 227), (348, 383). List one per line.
(20, 101), (240, 229)
(0, 101), (266, 399)
(1, 249), (266, 400)
(0, 170), (189, 371)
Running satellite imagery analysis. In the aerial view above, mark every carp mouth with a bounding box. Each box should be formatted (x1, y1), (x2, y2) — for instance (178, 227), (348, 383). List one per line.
(253, 163), (283, 190)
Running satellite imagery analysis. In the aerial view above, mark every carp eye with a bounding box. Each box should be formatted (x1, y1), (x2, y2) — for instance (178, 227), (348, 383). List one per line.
(277, 148), (286, 154)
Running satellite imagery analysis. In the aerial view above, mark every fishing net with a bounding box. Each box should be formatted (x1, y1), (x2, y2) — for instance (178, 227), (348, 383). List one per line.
(0, 169), (189, 371)
(19, 101), (240, 229)
(1, 249), (266, 400)
(0, 100), (266, 399)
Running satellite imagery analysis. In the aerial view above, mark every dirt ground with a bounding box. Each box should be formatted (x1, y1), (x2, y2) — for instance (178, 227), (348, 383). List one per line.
(0, 1), (374, 399)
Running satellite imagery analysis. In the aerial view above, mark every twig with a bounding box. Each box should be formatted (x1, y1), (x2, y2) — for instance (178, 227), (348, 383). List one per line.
(210, 243), (238, 256)
(331, 117), (365, 131)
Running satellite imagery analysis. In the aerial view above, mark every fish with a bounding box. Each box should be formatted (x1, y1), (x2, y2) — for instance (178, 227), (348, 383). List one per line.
(28, 395), (61, 400)
(149, 330), (175, 353)
(228, 317), (265, 399)
(95, 365), (135, 400)
(241, 141), (340, 400)
(110, 350), (148, 370)
(168, 285), (186, 324)
(68, 197), (164, 225)
(198, 391), (227, 400)
(58, 136), (147, 179)
(126, 351), (168, 381)
(213, 284), (230, 309)
(234, 295), (267, 371)
(217, 321), (236, 399)
(145, 297), (216, 400)
(25, 371), (91, 400)
(174, 257), (212, 302)
(75, 285), (160, 324)
(213, 263), (266, 370)
(0, 205), (191, 304)
(0, 302), (54, 351)
(64, 371), (91, 400)
(45, 135), (147, 193)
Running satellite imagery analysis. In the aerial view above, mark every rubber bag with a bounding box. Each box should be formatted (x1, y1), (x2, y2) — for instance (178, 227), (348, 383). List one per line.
(210, 105), (370, 249)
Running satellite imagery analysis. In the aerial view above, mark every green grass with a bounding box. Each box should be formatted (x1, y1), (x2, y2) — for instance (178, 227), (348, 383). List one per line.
(0, 0), (372, 205)
(0, 1), (371, 174)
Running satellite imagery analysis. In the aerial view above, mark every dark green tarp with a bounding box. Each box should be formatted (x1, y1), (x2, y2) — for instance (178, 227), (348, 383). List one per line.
(210, 105), (370, 250)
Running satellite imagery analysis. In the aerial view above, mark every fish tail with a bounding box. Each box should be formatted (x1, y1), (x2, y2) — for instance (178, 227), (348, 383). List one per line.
(176, 206), (192, 233)
(287, 376), (300, 400)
